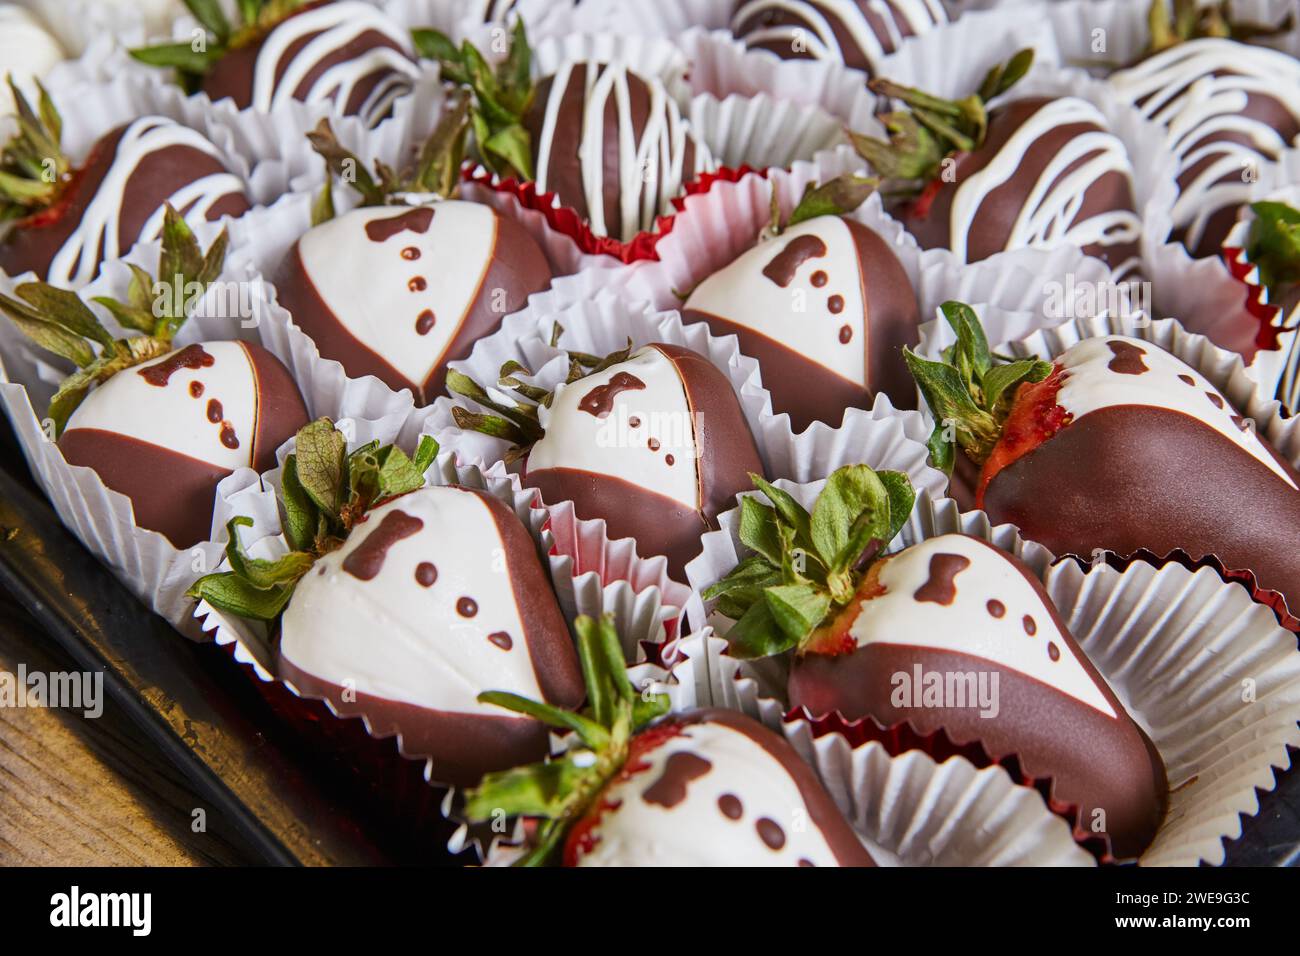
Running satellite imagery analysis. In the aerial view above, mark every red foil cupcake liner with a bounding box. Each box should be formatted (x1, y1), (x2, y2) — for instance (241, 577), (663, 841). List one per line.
(461, 163), (761, 265)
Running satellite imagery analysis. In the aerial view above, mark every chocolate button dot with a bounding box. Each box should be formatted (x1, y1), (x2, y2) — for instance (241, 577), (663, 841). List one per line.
(415, 562), (437, 587)
(1047, 641), (1060, 662)
(828, 295), (845, 314)
(415, 310), (436, 335)
(488, 631), (513, 651)
(839, 325), (852, 344)
(189, 381), (204, 398)
(408, 276), (427, 292)
(457, 597), (478, 617)
(401, 246), (421, 260)
(1023, 615), (1037, 636)
(986, 599), (1005, 618)
(756, 818), (785, 850)
(811, 271), (828, 288)
(717, 794), (743, 820)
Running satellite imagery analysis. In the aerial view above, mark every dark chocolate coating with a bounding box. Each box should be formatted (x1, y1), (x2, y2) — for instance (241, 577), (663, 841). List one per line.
(575, 708), (875, 866)
(684, 218), (920, 431)
(276, 487), (585, 787)
(982, 403), (1300, 617)
(522, 63), (698, 238)
(731, 0), (941, 73)
(787, 536), (1167, 860)
(272, 209), (552, 406)
(201, 3), (412, 116)
(57, 342), (308, 548)
(899, 97), (1140, 272)
(523, 343), (764, 582)
(0, 124), (249, 284)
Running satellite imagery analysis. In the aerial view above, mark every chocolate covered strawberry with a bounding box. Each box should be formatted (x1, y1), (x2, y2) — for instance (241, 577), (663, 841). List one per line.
(1108, 1), (1300, 258)
(462, 614), (875, 866)
(704, 467), (1167, 859)
(730, 0), (948, 75)
(0, 80), (249, 287)
(131, 1), (418, 126)
(853, 49), (1143, 277)
(682, 179), (920, 431)
(272, 118), (552, 406)
(907, 301), (1300, 619)
(450, 339), (764, 581)
(189, 419), (584, 785)
(0, 206), (308, 548)
(415, 21), (712, 242)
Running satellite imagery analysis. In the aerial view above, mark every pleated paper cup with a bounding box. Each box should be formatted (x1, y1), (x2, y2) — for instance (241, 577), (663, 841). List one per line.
(192, 447), (684, 783)
(686, 486), (1300, 866)
(919, 309), (1300, 631)
(0, 240), (415, 637)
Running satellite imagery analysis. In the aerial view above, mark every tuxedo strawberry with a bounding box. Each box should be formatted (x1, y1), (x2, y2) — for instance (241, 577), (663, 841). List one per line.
(274, 121), (551, 407)
(0, 207), (308, 548)
(451, 341), (764, 581)
(189, 419), (584, 786)
(131, 1), (418, 126)
(0, 82), (249, 288)
(462, 614), (875, 866)
(853, 50), (1143, 277)
(416, 21), (712, 242)
(704, 468), (1167, 859)
(683, 181), (920, 431)
(731, 0), (948, 74)
(907, 302), (1300, 619)
(1107, 4), (1300, 258)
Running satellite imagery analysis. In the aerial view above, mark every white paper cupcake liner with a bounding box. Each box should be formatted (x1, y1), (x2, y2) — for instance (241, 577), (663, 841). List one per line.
(0, 240), (415, 635)
(25, 0), (184, 57)
(685, 486), (1300, 866)
(381, 0), (588, 47)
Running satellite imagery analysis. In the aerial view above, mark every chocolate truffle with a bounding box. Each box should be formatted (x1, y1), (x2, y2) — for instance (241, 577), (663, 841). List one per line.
(787, 533), (1168, 860)
(1110, 37), (1300, 258)
(59, 340), (309, 548)
(523, 343), (764, 580)
(897, 96), (1143, 277)
(276, 484), (585, 786)
(731, 0), (948, 74)
(522, 60), (712, 241)
(0, 116), (249, 287)
(198, 1), (418, 124)
(683, 214), (921, 430)
(569, 709), (875, 866)
(273, 201), (552, 405)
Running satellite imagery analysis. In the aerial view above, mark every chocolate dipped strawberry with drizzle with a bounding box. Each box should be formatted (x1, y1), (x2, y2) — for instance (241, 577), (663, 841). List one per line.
(0, 79), (249, 288)
(449, 336), (764, 581)
(414, 21), (712, 243)
(703, 466), (1167, 860)
(0, 206), (308, 548)
(853, 49), (1144, 278)
(189, 419), (584, 785)
(1108, 1), (1300, 258)
(271, 115), (551, 406)
(730, 0), (948, 76)
(130, 1), (418, 127)
(682, 178), (920, 431)
(462, 614), (875, 866)
(906, 302), (1300, 620)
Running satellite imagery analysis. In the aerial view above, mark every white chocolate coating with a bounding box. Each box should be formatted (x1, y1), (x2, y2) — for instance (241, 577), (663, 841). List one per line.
(249, 1), (417, 124)
(64, 340), (259, 471)
(578, 719), (845, 866)
(296, 202), (497, 387)
(850, 534), (1116, 718)
(49, 115), (246, 288)
(529, 346), (701, 509)
(683, 216), (867, 385)
(950, 97), (1142, 275)
(534, 60), (710, 241)
(1110, 38), (1300, 253)
(0, 5), (64, 117)
(1055, 335), (1296, 488)
(280, 486), (545, 719)
(731, 0), (947, 70)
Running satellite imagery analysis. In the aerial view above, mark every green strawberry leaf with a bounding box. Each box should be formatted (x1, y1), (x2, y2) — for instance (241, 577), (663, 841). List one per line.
(186, 572), (295, 621)
(785, 175), (879, 229)
(292, 418), (349, 520)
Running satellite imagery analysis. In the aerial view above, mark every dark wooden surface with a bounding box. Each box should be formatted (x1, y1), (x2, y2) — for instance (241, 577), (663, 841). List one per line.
(0, 588), (260, 865)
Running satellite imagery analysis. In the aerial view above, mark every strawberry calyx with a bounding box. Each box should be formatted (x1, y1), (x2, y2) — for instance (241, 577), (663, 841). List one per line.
(975, 365), (1072, 507)
(460, 614), (671, 867)
(800, 566), (889, 658)
(903, 301), (1056, 476)
(0, 78), (72, 224)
